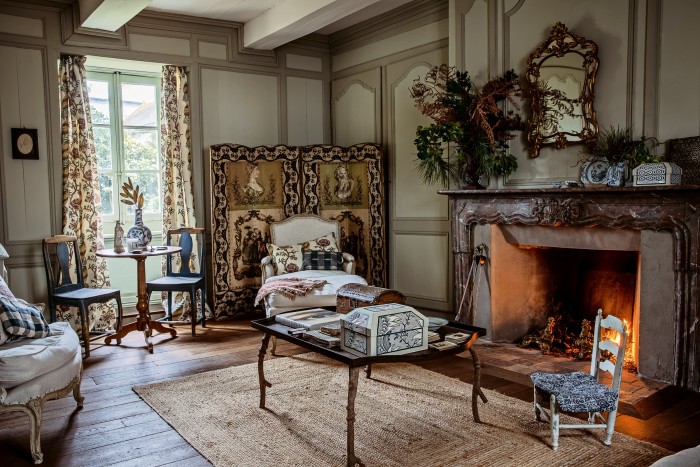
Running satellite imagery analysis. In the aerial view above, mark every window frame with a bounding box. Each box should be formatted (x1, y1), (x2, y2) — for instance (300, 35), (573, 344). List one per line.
(86, 69), (162, 237)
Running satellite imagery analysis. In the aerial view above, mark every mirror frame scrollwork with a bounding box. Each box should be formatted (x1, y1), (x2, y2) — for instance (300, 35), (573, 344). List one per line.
(526, 22), (599, 158)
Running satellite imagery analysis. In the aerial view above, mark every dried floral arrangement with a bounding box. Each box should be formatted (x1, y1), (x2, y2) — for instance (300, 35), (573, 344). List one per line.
(409, 65), (527, 187)
(120, 177), (144, 209)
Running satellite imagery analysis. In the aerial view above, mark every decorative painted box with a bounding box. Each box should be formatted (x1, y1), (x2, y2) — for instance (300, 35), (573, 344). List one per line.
(336, 283), (406, 314)
(632, 162), (682, 186)
(340, 303), (428, 357)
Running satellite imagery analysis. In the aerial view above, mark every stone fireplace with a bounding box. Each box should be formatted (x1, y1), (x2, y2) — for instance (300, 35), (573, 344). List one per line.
(441, 186), (700, 391)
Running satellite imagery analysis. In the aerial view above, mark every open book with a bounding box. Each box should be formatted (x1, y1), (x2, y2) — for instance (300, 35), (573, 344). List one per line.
(275, 308), (346, 330)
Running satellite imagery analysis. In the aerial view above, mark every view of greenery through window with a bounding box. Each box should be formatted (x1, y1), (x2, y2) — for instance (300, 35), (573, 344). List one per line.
(87, 71), (161, 232)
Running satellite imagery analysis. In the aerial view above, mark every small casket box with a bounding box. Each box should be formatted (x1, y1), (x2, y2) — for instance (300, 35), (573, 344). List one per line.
(340, 303), (428, 357)
(632, 162), (682, 186)
(336, 283), (406, 314)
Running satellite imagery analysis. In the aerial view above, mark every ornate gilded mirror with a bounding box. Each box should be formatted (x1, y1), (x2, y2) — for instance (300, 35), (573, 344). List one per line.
(526, 22), (599, 157)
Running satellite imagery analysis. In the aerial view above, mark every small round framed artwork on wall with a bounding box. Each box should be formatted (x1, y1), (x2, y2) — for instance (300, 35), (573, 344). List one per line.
(11, 128), (39, 160)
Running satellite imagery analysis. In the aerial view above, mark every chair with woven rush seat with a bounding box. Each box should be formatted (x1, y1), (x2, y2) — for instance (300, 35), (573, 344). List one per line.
(146, 227), (206, 336)
(42, 235), (123, 358)
(531, 309), (628, 451)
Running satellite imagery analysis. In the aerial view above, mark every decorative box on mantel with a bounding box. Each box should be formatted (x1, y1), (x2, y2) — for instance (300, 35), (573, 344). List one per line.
(633, 162), (682, 186)
(341, 303), (428, 357)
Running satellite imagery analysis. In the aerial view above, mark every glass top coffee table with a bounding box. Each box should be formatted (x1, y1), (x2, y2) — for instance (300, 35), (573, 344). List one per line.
(250, 317), (488, 467)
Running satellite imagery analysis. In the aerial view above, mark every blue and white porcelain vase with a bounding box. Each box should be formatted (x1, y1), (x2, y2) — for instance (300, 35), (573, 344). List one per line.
(607, 161), (627, 187)
(126, 208), (152, 247)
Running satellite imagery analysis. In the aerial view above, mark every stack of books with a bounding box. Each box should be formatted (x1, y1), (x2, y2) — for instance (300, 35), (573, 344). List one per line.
(274, 308), (345, 330)
(429, 341), (458, 351)
(319, 322), (341, 337)
(274, 308), (345, 348)
(444, 332), (472, 345)
(427, 331), (440, 343)
(303, 330), (341, 348)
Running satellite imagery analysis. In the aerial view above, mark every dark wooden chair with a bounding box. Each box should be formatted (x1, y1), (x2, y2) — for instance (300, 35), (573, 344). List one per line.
(146, 227), (206, 336)
(42, 235), (123, 357)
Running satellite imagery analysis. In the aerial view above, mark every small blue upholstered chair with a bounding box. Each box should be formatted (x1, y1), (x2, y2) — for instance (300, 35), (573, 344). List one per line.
(531, 309), (628, 451)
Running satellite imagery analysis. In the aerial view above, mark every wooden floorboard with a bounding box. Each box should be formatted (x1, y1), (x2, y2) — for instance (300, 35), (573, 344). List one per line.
(1, 318), (696, 466)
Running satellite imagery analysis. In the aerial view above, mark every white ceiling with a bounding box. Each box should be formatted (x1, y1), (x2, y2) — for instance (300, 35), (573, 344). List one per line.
(141, 0), (418, 49)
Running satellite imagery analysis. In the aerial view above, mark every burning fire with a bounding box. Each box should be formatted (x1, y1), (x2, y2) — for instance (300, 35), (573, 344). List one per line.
(602, 319), (637, 372)
(522, 317), (637, 372)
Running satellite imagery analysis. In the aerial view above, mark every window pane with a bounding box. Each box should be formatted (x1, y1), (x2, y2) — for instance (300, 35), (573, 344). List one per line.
(124, 129), (158, 169)
(93, 127), (112, 170)
(123, 173), (160, 214)
(99, 174), (114, 215)
(122, 83), (156, 126)
(87, 80), (110, 124)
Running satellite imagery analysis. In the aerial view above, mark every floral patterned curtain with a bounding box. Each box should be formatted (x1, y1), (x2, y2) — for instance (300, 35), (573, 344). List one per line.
(160, 65), (212, 321)
(59, 55), (116, 331)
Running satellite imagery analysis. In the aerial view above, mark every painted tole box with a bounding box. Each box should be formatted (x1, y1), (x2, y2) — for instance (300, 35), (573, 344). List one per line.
(340, 303), (428, 357)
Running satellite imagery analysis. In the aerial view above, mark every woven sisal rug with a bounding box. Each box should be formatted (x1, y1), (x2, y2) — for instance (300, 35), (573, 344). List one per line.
(133, 353), (670, 466)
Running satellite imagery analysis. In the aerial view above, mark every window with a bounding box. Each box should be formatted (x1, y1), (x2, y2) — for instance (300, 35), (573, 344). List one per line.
(87, 70), (161, 234)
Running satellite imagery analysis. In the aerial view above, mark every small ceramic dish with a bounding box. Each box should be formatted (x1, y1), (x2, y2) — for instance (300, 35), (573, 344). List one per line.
(428, 317), (449, 331)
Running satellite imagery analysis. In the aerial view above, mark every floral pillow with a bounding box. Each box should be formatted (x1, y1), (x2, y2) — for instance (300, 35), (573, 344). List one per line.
(267, 232), (339, 275)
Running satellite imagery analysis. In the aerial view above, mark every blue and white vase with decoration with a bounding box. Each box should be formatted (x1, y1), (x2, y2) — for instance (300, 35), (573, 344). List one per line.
(120, 177), (151, 248)
(126, 208), (152, 248)
(606, 161), (628, 187)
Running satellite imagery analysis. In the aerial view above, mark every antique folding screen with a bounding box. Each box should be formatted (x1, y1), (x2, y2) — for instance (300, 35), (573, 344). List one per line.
(300, 144), (386, 287)
(210, 143), (385, 316)
(210, 145), (300, 316)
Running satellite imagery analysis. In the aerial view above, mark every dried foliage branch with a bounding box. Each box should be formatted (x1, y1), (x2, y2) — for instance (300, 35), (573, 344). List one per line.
(409, 65), (527, 186)
(120, 177), (144, 209)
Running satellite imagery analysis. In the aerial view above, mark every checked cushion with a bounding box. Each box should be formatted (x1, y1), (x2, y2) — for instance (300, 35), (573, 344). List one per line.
(0, 296), (52, 339)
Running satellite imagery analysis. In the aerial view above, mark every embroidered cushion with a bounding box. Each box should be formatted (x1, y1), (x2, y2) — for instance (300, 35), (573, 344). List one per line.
(531, 371), (618, 413)
(302, 251), (344, 271)
(267, 232), (339, 274)
(0, 296), (52, 339)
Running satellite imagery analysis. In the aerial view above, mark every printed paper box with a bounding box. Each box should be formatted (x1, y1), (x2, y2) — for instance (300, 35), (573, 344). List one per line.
(340, 303), (428, 357)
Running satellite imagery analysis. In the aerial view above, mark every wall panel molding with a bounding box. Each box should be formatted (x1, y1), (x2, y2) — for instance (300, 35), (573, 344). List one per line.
(332, 68), (381, 147)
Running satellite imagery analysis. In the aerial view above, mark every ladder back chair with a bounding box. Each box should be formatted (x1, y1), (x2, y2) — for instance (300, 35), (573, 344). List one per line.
(531, 309), (628, 450)
(146, 227), (206, 336)
(42, 235), (124, 357)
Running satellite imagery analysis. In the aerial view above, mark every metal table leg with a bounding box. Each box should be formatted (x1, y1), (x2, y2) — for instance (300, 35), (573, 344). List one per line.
(346, 366), (363, 467)
(258, 333), (272, 409)
(468, 347), (488, 422)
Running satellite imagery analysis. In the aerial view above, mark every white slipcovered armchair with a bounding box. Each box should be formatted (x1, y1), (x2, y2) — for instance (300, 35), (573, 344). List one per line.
(260, 214), (368, 317)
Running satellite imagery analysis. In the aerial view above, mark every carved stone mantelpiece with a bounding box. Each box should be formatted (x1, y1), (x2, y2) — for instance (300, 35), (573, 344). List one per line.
(440, 186), (700, 391)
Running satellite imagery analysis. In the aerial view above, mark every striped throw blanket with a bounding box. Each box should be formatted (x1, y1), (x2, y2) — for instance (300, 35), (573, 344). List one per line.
(254, 278), (328, 306)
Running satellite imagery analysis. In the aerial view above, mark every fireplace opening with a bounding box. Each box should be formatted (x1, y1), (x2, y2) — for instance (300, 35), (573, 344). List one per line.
(487, 225), (640, 372)
(515, 248), (638, 369)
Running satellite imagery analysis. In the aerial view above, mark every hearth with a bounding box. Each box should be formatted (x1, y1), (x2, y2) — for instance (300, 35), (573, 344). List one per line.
(490, 225), (639, 370)
(441, 186), (700, 391)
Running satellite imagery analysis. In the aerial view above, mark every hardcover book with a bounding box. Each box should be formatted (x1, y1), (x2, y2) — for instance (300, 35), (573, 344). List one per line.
(275, 308), (346, 330)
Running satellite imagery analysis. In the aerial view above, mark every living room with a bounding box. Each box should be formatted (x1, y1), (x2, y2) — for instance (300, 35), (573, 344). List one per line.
(1, 0), (700, 465)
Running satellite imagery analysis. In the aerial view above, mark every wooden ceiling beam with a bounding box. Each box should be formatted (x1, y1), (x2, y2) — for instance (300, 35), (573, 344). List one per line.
(243, 0), (383, 50)
(79, 0), (153, 31)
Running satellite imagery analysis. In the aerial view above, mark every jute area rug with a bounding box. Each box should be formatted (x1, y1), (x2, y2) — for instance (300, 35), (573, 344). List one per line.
(133, 353), (669, 467)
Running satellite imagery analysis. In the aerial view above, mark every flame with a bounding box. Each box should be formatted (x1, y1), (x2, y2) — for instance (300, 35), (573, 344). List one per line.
(602, 319), (637, 371)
